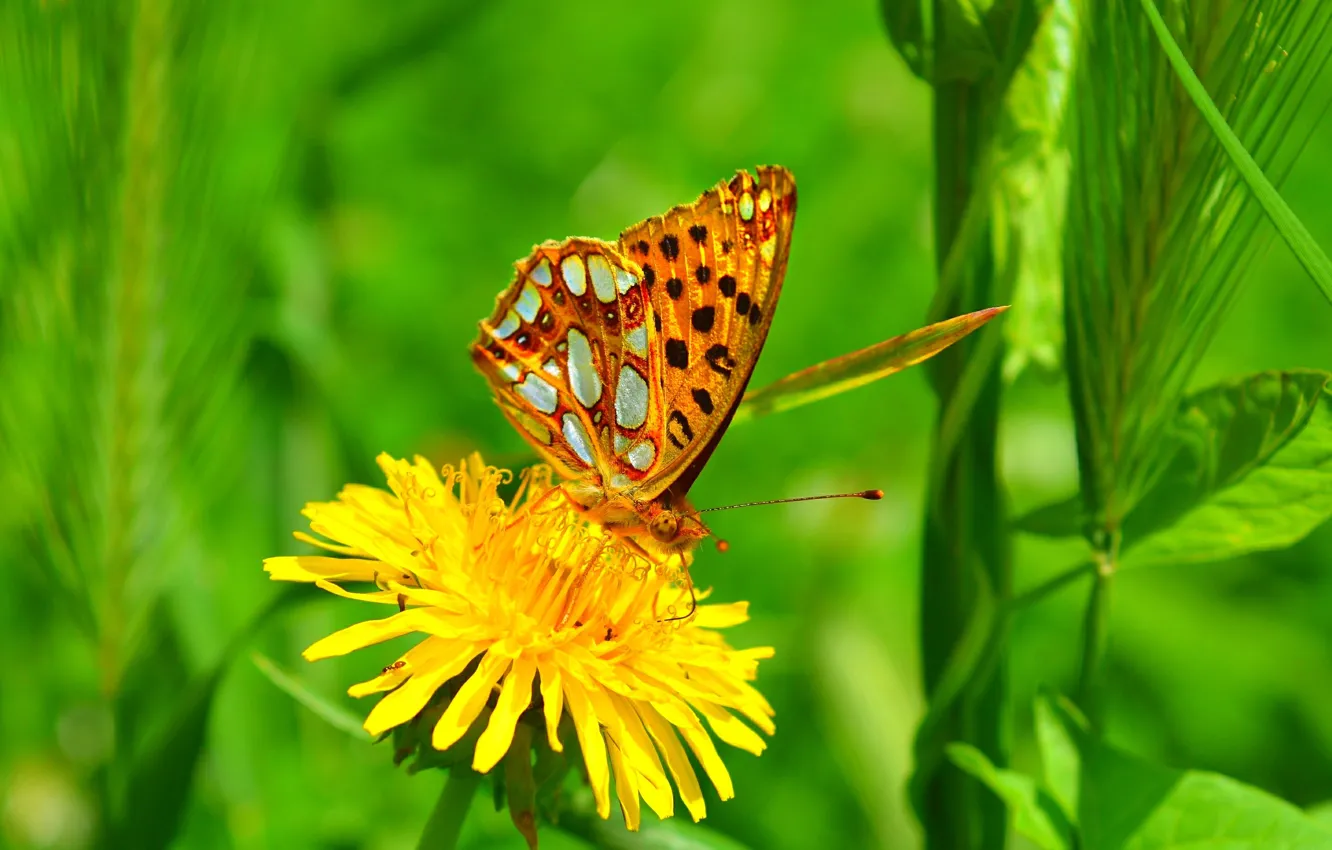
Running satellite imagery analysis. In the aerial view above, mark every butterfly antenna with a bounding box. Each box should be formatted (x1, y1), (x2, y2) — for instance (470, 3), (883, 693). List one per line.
(699, 489), (884, 513)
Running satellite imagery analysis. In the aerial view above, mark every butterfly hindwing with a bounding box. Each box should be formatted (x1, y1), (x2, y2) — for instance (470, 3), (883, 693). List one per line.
(471, 238), (666, 490)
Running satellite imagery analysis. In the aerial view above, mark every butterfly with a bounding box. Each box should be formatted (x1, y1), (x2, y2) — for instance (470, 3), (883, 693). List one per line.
(471, 166), (796, 559)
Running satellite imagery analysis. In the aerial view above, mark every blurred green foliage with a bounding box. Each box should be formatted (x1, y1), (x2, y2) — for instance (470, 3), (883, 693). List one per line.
(2, 0), (1332, 848)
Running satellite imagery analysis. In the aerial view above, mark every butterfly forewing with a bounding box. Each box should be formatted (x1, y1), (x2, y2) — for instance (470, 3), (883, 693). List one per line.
(472, 165), (796, 514)
(618, 166), (797, 499)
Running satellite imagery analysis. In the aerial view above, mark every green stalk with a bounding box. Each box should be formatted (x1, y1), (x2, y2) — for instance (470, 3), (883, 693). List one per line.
(416, 769), (480, 850)
(104, 0), (167, 698)
(917, 75), (1011, 850)
(1075, 547), (1116, 723)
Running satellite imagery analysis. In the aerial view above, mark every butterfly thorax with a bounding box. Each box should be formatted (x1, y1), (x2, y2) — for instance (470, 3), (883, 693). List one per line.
(563, 479), (707, 556)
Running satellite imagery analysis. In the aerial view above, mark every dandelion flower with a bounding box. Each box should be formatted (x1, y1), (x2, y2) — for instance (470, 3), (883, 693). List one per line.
(264, 453), (774, 838)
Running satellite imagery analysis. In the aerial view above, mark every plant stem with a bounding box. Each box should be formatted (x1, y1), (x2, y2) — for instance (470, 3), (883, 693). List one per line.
(1076, 548), (1116, 723)
(1006, 561), (1095, 613)
(416, 769), (480, 850)
(917, 72), (1010, 850)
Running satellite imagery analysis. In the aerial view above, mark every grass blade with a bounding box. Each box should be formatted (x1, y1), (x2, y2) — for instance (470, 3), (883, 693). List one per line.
(251, 651), (371, 739)
(1139, 0), (1332, 307)
(733, 306), (1008, 424)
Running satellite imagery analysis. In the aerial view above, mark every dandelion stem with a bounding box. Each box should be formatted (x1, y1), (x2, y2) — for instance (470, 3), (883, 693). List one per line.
(416, 769), (480, 850)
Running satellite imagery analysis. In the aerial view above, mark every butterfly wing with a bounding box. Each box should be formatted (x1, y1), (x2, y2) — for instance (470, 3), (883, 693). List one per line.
(471, 238), (667, 491)
(617, 165), (797, 501)
(471, 165), (797, 508)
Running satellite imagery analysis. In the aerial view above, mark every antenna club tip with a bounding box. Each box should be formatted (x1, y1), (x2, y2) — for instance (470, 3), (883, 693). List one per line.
(862, 489), (884, 501)
(715, 539), (730, 553)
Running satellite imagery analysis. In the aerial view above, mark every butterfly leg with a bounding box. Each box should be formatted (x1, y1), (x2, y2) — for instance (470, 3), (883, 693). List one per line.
(661, 553), (697, 623)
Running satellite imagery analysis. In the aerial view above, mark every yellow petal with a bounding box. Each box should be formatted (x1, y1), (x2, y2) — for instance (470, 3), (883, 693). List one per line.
(637, 702), (706, 821)
(292, 530), (364, 555)
(608, 732), (642, 831)
(472, 655), (537, 773)
(584, 688), (670, 820)
(264, 556), (384, 583)
(691, 601), (750, 629)
(303, 608), (439, 661)
(654, 699), (733, 800)
(535, 656), (564, 752)
(693, 700), (767, 756)
(362, 640), (483, 735)
(609, 693), (673, 820)
(563, 676), (610, 818)
(432, 649), (511, 751)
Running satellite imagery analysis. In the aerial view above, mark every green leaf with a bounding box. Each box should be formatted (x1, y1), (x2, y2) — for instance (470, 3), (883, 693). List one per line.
(992, 0), (1075, 381)
(1042, 696), (1332, 850)
(251, 651), (370, 739)
(947, 742), (1073, 849)
(108, 586), (306, 850)
(1012, 494), (1081, 538)
(1139, 0), (1332, 308)
(1034, 692), (1081, 824)
(880, 0), (931, 80)
(732, 307), (1007, 425)
(1122, 371), (1332, 568)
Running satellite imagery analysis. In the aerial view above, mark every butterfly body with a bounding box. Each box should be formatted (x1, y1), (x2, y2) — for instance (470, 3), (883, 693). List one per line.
(471, 167), (796, 556)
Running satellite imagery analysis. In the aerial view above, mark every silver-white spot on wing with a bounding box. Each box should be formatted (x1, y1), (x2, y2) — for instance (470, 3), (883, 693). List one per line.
(530, 257), (553, 287)
(491, 310), (520, 340)
(626, 440), (656, 471)
(515, 283), (541, 322)
(587, 254), (616, 304)
(625, 324), (647, 358)
(542, 358), (560, 378)
(614, 364), (649, 429)
(517, 373), (558, 414)
(561, 255), (587, 296)
(561, 413), (595, 466)
(609, 472), (631, 490)
(614, 265), (638, 295)
(613, 432), (630, 454)
(566, 328), (603, 408)
(499, 361), (521, 382)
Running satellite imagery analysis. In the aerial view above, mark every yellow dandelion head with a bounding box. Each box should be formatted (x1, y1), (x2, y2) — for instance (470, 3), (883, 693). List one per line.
(263, 453), (775, 833)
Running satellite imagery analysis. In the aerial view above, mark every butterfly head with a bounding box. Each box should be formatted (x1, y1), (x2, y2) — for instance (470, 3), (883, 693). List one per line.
(643, 501), (711, 555)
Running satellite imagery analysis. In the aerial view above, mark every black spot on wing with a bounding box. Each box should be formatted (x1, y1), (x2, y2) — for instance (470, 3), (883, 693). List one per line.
(666, 277), (683, 300)
(689, 224), (708, 243)
(695, 265), (711, 284)
(691, 306), (715, 332)
(735, 292), (751, 316)
(705, 344), (735, 378)
(692, 388), (714, 415)
(659, 235), (680, 260)
(665, 339), (689, 369)
(718, 275), (736, 297)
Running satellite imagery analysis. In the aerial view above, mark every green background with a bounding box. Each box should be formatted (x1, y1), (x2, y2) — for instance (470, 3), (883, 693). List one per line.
(3, 1), (1331, 848)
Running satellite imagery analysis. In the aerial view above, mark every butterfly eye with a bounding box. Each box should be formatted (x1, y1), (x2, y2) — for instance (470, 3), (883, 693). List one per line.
(649, 514), (680, 543)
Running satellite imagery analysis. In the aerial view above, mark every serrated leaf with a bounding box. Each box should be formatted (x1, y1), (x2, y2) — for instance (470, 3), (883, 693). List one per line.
(947, 742), (1073, 849)
(733, 307), (1007, 425)
(1042, 694), (1332, 850)
(1122, 371), (1332, 568)
(251, 651), (370, 739)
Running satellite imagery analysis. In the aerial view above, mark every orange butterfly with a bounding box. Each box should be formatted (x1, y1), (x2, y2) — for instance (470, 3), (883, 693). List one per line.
(471, 166), (796, 558)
